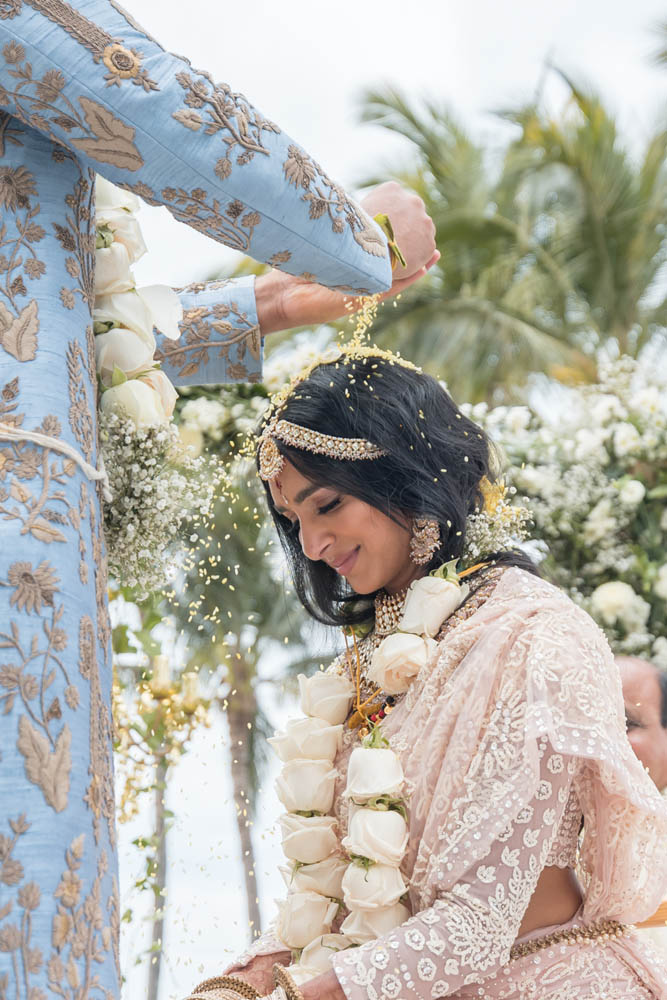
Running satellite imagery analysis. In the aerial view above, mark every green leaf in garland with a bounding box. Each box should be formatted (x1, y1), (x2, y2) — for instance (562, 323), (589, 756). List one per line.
(111, 364), (128, 387)
(96, 223), (114, 250)
(430, 558), (460, 583)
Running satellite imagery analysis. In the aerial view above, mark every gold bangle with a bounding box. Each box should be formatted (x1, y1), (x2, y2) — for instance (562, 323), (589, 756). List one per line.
(273, 964), (305, 1000)
(185, 975), (261, 999)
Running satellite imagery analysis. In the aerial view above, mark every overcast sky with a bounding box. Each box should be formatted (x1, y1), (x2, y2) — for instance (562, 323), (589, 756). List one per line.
(131, 0), (667, 289)
(119, 3), (667, 997)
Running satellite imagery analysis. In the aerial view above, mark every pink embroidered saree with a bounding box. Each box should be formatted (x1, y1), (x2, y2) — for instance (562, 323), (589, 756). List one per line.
(230, 568), (667, 998)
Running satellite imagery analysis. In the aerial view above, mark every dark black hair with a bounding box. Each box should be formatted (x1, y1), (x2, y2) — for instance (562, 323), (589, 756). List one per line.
(258, 355), (537, 627)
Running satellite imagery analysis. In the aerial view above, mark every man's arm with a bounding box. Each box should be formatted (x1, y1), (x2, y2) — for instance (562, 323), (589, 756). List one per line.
(156, 183), (438, 386)
(0, 0), (391, 292)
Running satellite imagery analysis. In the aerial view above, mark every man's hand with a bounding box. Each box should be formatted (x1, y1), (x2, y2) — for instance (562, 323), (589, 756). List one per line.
(359, 180), (436, 280)
(256, 182), (438, 337)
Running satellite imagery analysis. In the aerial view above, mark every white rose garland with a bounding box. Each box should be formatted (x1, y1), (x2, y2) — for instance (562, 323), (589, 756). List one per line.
(269, 562), (472, 984)
(270, 671), (354, 971)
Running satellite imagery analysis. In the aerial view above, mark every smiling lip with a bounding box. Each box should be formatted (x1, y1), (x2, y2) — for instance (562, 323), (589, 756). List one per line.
(330, 547), (359, 576)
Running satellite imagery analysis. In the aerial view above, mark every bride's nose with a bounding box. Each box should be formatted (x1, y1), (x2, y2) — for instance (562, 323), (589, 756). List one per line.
(299, 520), (332, 562)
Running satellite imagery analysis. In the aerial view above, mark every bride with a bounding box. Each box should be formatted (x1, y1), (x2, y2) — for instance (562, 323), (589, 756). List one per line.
(186, 344), (667, 999)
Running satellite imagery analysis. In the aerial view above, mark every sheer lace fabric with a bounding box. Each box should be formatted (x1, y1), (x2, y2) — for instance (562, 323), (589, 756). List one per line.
(228, 569), (667, 997)
(332, 569), (667, 997)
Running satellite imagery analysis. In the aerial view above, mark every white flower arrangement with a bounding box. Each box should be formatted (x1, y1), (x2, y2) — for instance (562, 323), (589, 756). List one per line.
(94, 177), (219, 595)
(465, 356), (667, 660)
(267, 562), (474, 984)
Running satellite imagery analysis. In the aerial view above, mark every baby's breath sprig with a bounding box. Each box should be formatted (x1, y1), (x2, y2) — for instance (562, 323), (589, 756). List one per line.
(101, 411), (222, 597)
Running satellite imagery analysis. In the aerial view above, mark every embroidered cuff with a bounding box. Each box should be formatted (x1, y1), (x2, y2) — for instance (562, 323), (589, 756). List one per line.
(155, 274), (262, 386)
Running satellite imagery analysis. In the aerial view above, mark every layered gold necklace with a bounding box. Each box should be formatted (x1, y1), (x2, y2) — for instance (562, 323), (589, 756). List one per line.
(340, 563), (496, 734)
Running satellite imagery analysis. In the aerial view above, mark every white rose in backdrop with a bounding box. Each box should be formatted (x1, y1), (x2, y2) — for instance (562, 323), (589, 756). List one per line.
(591, 581), (650, 630)
(298, 672), (355, 725)
(100, 380), (167, 428)
(345, 747), (404, 801)
(95, 242), (135, 296)
(281, 857), (347, 898)
(95, 327), (156, 383)
(269, 717), (343, 763)
(342, 807), (408, 866)
(368, 633), (437, 695)
(279, 814), (338, 864)
(399, 576), (468, 637)
(654, 565), (667, 601)
(275, 759), (337, 814)
(138, 371), (178, 419)
(340, 902), (411, 944)
(618, 479), (646, 507)
(275, 891), (339, 949)
(342, 862), (407, 910)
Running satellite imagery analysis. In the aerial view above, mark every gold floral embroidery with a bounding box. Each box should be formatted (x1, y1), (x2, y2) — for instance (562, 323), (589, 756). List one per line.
(0, 559), (75, 811)
(0, 376), (78, 543)
(52, 157), (96, 311)
(268, 250), (291, 267)
(23, 0), (159, 91)
(0, 0), (22, 19)
(0, 152), (45, 362)
(165, 186), (261, 251)
(1, 42), (144, 170)
(79, 615), (114, 847)
(0, 111), (25, 157)
(283, 144), (388, 257)
(0, 818), (115, 999)
(155, 291), (260, 380)
(173, 70), (280, 179)
(67, 341), (94, 463)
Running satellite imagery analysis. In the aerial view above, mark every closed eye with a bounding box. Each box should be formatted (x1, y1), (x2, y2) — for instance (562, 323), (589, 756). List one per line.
(318, 497), (341, 515)
(625, 712), (646, 731)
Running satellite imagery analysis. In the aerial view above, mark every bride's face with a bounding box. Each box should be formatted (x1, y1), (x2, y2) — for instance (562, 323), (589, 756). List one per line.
(268, 459), (420, 595)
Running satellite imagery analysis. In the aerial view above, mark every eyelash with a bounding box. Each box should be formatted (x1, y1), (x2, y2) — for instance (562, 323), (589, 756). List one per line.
(318, 497), (341, 515)
(282, 496), (341, 529)
(625, 715), (646, 731)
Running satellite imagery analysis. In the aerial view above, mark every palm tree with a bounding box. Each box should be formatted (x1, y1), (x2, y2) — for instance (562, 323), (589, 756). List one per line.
(357, 72), (667, 401)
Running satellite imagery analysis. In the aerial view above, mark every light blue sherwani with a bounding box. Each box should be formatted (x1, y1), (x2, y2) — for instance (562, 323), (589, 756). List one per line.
(0, 4), (391, 996)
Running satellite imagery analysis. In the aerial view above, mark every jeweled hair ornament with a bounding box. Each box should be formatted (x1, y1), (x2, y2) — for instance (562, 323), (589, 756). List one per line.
(257, 341), (420, 482)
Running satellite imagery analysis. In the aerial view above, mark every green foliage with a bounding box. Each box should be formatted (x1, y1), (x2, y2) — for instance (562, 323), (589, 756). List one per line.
(357, 71), (667, 402)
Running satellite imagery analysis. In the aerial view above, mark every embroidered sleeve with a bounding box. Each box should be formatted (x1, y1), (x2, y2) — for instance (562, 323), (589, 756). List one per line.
(332, 745), (577, 998)
(0, 5), (390, 292)
(155, 275), (261, 385)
